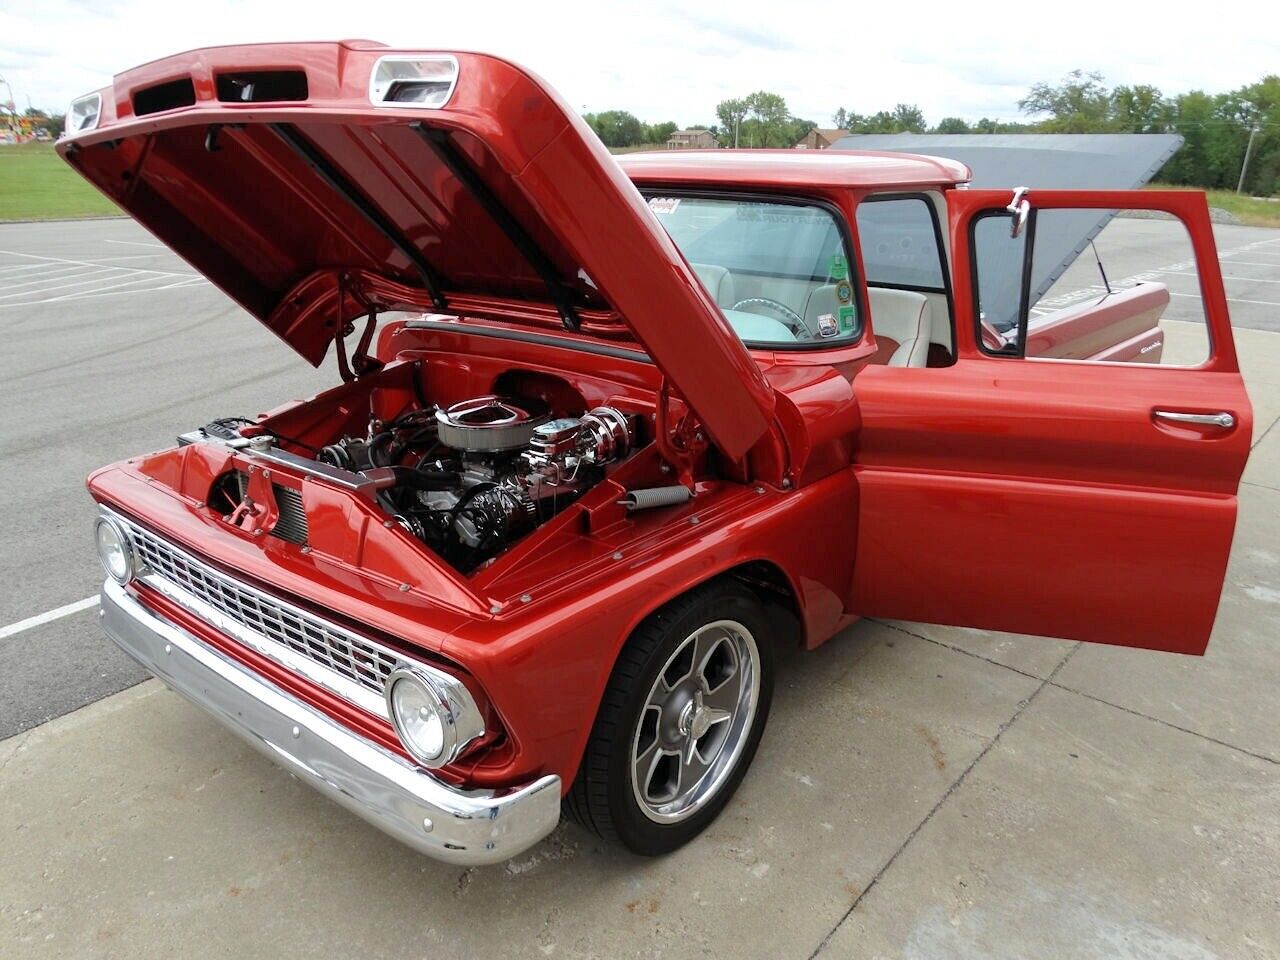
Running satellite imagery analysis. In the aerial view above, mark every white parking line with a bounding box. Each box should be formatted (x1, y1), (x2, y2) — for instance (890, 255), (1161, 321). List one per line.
(0, 596), (99, 641)
(1169, 292), (1280, 307)
(1160, 271), (1280, 284)
(0, 249), (193, 278)
(0, 265), (102, 290)
(93, 253), (176, 263)
(48, 272), (170, 302)
(103, 239), (164, 248)
(0, 261), (68, 276)
(0, 268), (135, 300)
(0, 277), (210, 309)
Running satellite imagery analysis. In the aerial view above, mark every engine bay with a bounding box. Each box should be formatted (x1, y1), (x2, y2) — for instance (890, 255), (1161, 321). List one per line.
(200, 383), (657, 574)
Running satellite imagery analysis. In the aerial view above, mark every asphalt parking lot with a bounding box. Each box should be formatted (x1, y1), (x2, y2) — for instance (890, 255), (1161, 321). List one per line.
(2, 217), (1279, 958)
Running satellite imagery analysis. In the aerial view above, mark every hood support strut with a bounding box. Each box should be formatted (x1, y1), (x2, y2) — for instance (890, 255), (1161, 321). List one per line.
(412, 123), (581, 332)
(269, 123), (448, 312)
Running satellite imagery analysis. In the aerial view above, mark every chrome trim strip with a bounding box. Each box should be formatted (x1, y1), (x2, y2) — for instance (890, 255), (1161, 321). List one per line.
(1153, 410), (1236, 430)
(141, 568), (391, 718)
(101, 508), (476, 732)
(98, 579), (560, 865)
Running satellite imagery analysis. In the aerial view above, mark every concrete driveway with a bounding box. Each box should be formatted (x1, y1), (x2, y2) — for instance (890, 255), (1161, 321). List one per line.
(2, 220), (1278, 959)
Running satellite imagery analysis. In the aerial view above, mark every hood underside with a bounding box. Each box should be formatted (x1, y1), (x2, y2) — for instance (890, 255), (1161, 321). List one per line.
(59, 42), (775, 460)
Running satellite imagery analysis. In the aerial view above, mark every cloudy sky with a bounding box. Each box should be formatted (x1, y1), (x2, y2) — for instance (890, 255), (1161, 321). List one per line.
(1, 0), (1276, 125)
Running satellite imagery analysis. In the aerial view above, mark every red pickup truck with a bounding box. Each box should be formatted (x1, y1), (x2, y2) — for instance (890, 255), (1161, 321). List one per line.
(64, 43), (1251, 865)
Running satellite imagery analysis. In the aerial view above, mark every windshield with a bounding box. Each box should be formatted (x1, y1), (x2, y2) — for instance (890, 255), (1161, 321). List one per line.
(647, 195), (860, 347)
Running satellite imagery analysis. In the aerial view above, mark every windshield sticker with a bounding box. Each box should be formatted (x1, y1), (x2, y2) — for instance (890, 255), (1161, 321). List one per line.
(835, 280), (853, 304)
(829, 254), (848, 281)
(648, 197), (681, 215)
(838, 305), (856, 333)
(817, 313), (839, 338)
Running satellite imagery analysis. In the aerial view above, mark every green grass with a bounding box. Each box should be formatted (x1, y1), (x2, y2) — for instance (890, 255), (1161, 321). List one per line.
(0, 142), (121, 221)
(1147, 185), (1280, 228)
(1200, 188), (1280, 228)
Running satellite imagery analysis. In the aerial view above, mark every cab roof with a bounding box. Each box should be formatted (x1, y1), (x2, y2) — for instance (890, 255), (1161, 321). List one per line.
(616, 149), (972, 191)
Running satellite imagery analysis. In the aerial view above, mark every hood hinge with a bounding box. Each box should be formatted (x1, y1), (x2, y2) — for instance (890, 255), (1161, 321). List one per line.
(334, 273), (385, 383)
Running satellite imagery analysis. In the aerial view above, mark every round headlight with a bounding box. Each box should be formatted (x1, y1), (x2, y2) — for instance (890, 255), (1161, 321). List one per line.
(95, 516), (135, 584)
(386, 669), (457, 768)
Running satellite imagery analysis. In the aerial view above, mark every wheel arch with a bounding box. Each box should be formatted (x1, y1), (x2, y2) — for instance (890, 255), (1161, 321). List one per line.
(560, 555), (804, 788)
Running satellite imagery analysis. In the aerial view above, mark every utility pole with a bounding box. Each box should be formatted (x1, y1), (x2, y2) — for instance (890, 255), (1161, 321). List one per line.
(1237, 125), (1260, 195)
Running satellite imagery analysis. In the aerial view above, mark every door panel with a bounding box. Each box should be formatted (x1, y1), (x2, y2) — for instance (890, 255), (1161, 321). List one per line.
(850, 190), (1251, 654)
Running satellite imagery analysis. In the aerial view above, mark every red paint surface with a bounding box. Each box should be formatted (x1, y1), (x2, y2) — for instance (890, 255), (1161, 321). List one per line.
(72, 46), (1250, 793)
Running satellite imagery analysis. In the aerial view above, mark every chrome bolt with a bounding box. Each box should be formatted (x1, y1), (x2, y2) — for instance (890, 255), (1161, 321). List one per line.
(398, 583), (411, 593)
(781, 478), (793, 490)
(659, 463), (672, 475)
(423, 818), (434, 833)
(253, 529), (263, 537)
(262, 469), (271, 479)
(612, 551), (623, 560)
(689, 516), (700, 525)
(291, 726), (300, 739)
(490, 603), (503, 614)
(520, 594), (532, 604)
(164, 644), (172, 654)
(300, 545), (311, 554)
(754, 486), (765, 494)
(383, 520), (394, 528)
(195, 501), (205, 508)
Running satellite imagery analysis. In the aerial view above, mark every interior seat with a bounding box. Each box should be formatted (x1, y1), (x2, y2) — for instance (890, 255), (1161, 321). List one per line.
(867, 288), (931, 367)
(690, 263), (737, 308)
(801, 285), (931, 366)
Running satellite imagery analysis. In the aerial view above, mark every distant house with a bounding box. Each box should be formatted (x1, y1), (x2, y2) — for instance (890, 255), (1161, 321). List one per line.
(794, 128), (851, 150)
(666, 129), (718, 150)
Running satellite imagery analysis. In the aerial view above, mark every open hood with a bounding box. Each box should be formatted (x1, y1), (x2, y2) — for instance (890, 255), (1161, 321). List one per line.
(58, 42), (775, 460)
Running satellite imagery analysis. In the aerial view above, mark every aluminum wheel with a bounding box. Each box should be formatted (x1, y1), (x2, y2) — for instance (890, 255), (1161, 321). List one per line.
(629, 619), (761, 824)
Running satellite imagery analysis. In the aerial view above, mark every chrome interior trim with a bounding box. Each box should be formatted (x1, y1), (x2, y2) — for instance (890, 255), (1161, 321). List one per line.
(98, 579), (560, 865)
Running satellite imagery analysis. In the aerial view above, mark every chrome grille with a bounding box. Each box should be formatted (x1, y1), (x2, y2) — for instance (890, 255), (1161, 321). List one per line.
(119, 516), (401, 710)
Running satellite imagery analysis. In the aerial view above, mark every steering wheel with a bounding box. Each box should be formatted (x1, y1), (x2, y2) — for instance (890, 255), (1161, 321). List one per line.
(730, 297), (809, 339)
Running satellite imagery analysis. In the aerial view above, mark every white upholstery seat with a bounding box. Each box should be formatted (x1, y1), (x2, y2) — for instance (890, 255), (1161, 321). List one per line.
(690, 263), (737, 308)
(867, 288), (931, 367)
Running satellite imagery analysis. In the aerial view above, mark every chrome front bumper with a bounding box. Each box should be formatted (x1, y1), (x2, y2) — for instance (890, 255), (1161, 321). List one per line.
(98, 579), (561, 866)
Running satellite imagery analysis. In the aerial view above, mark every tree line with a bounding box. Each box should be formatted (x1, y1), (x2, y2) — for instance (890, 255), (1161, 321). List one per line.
(585, 70), (1280, 195)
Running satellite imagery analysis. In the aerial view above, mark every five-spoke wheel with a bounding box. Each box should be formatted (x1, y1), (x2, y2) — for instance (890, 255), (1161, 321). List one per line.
(630, 620), (760, 823)
(566, 580), (775, 855)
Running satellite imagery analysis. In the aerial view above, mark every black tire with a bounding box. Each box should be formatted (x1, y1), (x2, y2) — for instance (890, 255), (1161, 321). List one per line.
(565, 579), (775, 855)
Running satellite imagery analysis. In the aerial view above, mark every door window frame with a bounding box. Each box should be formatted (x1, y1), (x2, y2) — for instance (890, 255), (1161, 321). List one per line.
(953, 189), (1235, 374)
(856, 191), (957, 363)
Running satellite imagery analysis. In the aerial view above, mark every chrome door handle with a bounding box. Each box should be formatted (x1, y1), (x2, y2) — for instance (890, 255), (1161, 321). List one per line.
(1154, 410), (1235, 430)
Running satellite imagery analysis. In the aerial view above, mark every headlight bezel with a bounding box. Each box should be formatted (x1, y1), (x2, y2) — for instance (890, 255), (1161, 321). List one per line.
(385, 663), (485, 769)
(94, 514), (136, 584)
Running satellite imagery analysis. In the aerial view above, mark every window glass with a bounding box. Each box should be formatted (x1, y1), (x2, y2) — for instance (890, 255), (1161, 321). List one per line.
(856, 197), (946, 290)
(973, 207), (1211, 366)
(648, 195), (860, 347)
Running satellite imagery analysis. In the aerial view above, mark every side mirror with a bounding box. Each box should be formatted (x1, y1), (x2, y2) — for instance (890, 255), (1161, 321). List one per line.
(1006, 187), (1030, 239)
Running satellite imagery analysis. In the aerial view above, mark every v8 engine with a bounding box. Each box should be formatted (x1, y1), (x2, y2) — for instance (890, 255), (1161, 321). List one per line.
(305, 395), (634, 572)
